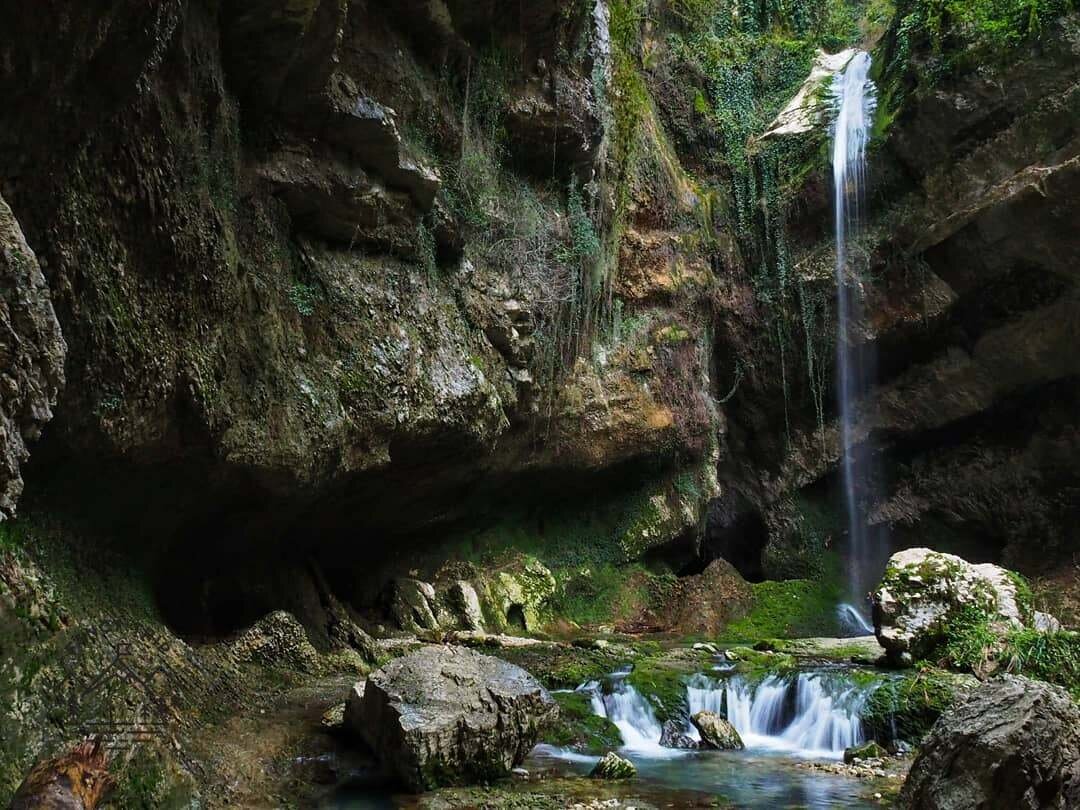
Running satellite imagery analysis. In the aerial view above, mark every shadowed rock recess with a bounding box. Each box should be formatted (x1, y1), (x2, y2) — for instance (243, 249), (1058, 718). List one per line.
(0, 0), (1079, 805)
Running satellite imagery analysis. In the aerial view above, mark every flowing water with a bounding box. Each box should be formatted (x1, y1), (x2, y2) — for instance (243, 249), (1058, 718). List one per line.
(831, 51), (886, 628)
(529, 666), (879, 808)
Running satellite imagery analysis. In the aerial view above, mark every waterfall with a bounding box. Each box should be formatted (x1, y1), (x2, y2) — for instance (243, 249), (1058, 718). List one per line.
(572, 669), (871, 762)
(721, 672), (869, 759)
(584, 678), (679, 757)
(831, 51), (883, 627)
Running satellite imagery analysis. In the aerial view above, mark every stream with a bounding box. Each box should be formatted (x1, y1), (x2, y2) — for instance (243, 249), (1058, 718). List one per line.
(327, 661), (887, 808)
(529, 663), (881, 809)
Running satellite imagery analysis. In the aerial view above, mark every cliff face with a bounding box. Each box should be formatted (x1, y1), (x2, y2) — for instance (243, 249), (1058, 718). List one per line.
(0, 1), (1076, 633)
(0, 0), (720, 636)
(733, 7), (1080, 577)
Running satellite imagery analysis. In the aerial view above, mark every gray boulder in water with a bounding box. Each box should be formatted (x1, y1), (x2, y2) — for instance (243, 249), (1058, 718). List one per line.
(344, 644), (557, 791)
(901, 675), (1080, 809)
(659, 719), (700, 749)
(691, 711), (744, 750)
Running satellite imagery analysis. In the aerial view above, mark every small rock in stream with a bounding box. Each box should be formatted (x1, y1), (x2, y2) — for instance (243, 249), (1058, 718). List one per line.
(590, 752), (636, 779)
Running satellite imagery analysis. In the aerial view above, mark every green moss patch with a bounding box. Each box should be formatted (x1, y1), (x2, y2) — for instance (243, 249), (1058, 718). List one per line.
(545, 692), (623, 755)
(718, 571), (844, 642)
(624, 656), (696, 723)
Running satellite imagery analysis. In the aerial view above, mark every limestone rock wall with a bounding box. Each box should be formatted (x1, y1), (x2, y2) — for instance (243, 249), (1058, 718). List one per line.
(0, 195), (65, 519)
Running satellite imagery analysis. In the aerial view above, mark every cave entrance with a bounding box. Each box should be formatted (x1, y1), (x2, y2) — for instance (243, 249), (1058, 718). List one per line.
(703, 493), (768, 582)
(506, 604), (527, 631)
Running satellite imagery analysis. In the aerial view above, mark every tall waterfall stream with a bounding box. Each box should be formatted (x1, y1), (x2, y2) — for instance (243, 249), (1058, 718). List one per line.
(831, 51), (883, 635)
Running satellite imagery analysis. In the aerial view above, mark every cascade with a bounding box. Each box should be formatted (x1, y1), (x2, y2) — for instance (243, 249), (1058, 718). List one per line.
(578, 670), (871, 761)
(710, 672), (869, 759)
(831, 51), (884, 629)
(584, 678), (672, 756)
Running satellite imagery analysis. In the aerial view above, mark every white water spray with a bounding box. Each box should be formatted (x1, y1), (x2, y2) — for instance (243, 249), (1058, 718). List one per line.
(831, 51), (883, 628)
(578, 669), (871, 762)
(583, 675), (686, 759)
(711, 672), (869, 759)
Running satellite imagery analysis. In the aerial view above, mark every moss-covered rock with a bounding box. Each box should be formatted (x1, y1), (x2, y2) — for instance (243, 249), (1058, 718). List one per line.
(873, 548), (1034, 665)
(545, 692), (622, 755)
(690, 711), (744, 751)
(590, 751), (636, 780)
(862, 668), (979, 743)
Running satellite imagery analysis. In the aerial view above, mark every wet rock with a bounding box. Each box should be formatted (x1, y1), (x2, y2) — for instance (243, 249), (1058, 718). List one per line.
(589, 752), (636, 780)
(901, 675), (1080, 809)
(691, 711), (744, 750)
(222, 0), (344, 113)
(256, 142), (422, 250)
(873, 548), (1028, 664)
(761, 49), (858, 139)
(1034, 611), (1063, 633)
(344, 645), (557, 791)
(504, 72), (603, 180)
(480, 556), (557, 633)
(844, 740), (887, 763)
(0, 194), (66, 518)
(659, 719), (699, 750)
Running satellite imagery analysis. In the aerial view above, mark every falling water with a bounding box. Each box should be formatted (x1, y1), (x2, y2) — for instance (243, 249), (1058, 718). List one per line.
(831, 51), (883, 629)
(683, 672), (871, 759)
(584, 678), (681, 757)
(578, 669), (871, 761)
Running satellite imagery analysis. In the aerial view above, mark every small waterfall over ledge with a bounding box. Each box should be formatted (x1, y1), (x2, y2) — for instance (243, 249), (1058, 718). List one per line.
(578, 668), (872, 761)
(718, 673), (868, 758)
(831, 51), (884, 628)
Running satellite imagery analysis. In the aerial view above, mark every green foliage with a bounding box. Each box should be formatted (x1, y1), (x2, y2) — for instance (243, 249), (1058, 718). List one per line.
(1006, 570), (1036, 624)
(287, 281), (317, 317)
(935, 605), (1000, 671)
(918, 590), (1080, 698)
(875, 0), (1073, 137)
(625, 658), (692, 722)
(662, 0), (882, 436)
(863, 667), (976, 741)
(106, 746), (192, 810)
(549, 563), (664, 627)
(898, 0), (1072, 67)
(416, 221), (438, 278)
(1004, 628), (1080, 699)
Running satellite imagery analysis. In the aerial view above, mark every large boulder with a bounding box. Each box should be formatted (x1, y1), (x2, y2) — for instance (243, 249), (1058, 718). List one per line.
(343, 645), (557, 791)
(901, 675), (1080, 809)
(653, 558), (752, 636)
(691, 711), (744, 750)
(873, 548), (1029, 664)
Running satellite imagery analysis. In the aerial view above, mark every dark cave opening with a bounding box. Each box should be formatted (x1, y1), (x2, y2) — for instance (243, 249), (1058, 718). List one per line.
(506, 604), (527, 631)
(702, 491), (769, 582)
